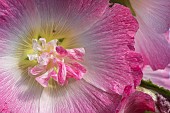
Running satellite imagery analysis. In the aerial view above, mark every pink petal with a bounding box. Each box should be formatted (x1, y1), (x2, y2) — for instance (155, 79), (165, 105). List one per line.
(0, 0), (39, 57)
(130, 0), (170, 33)
(77, 4), (141, 94)
(134, 24), (170, 70)
(125, 52), (143, 88)
(117, 91), (155, 113)
(39, 80), (122, 113)
(130, 0), (170, 70)
(36, 0), (109, 34)
(143, 65), (170, 90)
(10, 0), (108, 36)
(0, 65), (43, 112)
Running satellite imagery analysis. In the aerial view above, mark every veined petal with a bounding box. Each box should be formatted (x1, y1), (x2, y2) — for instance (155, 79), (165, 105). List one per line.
(75, 4), (141, 94)
(39, 80), (122, 113)
(129, 0), (170, 69)
(0, 0), (109, 37)
(32, 0), (109, 35)
(0, 57), (43, 113)
(130, 0), (170, 33)
(134, 21), (170, 70)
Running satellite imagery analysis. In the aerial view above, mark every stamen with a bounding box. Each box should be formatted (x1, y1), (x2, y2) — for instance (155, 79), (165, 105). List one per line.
(27, 38), (86, 87)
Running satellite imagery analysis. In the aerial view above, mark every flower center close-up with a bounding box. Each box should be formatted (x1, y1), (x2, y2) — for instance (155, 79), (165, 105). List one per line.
(27, 38), (86, 87)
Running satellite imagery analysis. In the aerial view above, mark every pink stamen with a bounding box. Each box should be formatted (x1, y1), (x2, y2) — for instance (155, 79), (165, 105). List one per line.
(56, 46), (68, 56)
(28, 38), (86, 87)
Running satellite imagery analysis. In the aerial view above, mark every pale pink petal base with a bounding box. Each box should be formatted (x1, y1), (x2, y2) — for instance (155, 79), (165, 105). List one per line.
(0, 58), (43, 113)
(39, 80), (122, 113)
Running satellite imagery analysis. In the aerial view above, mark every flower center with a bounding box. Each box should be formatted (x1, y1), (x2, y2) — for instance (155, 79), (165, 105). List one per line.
(27, 38), (86, 87)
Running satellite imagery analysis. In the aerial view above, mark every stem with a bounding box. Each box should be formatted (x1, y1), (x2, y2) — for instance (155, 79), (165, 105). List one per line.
(140, 80), (170, 100)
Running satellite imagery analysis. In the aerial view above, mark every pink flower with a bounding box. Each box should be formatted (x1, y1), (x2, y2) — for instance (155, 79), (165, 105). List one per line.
(130, 0), (170, 70)
(0, 0), (142, 112)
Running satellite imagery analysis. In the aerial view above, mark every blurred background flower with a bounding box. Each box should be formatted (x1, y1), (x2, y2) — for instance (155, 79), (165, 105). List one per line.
(130, 0), (170, 70)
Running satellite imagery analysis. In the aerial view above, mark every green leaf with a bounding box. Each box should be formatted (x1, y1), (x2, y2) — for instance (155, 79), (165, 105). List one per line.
(140, 80), (170, 99)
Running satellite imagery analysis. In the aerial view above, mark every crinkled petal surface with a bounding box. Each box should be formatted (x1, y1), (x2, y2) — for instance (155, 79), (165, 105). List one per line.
(130, 0), (170, 70)
(143, 65), (170, 90)
(117, 88), (155, 113)
(77, 4), (142, 95)
(0, 0), (141, 113)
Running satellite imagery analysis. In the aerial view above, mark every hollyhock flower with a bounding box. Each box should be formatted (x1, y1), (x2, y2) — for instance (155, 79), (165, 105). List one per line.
(129, 0), (170, 70)
(0, 0), (142, 113)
